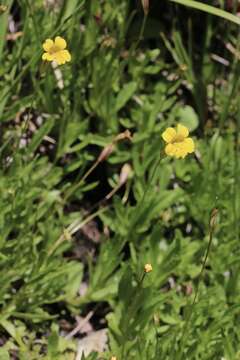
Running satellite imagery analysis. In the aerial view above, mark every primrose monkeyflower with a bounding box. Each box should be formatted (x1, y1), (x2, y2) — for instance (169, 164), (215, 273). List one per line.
(42, 36), (71, 65)
(162, 124), (195, 159)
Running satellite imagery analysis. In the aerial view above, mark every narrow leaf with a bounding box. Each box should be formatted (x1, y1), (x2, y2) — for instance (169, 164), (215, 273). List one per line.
(170, 0), (240, 25)
(115, 82), (137, 111)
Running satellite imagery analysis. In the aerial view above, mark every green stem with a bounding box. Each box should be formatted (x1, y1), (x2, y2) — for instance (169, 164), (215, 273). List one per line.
(64, 159), (100, 202)
(135, 13), (148, 48)
(176, 208), (218, 360)
(121, 268), (149, 357)
(48, 206), (107, 256)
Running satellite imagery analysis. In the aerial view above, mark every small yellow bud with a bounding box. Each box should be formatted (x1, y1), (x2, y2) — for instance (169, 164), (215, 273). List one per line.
(0, 5), (7, 13)
(179, 63), (188, 71)
(144, 263), (152, 273)
(110, 357), (117, 360)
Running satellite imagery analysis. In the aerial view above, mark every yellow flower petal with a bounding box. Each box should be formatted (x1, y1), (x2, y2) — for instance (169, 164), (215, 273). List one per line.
(42, 52), (54, 61)
(177, 124), (189, 138)
(62, 49), (71, 62)
(54, 50), (71, 65)
(43, 39), (54, 52)
(177, 147), (187, 158)
(183, 137), (195, 153)
(165, 143), (175, 156)
(162, 127), (176, 143)
(55, 56), (64, 65)
(54, 36), (67, 50)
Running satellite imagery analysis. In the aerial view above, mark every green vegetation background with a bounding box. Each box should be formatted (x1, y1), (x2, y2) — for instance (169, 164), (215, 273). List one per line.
(0, 0), (240, 359)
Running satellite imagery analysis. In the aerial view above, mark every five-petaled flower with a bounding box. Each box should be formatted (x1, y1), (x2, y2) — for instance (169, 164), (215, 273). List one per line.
(162, 124), (195, 159)
(42, 36), (71, 65)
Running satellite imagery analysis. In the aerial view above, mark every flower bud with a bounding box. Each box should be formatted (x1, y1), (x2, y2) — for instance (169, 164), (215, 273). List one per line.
(141, 0), (149, 15)
(144, 263), (152, 273)
(119, 163), (132, 185)
(114, 130), (132, 143)
(0, 5), (7, 13)
(210, 208), (218, 229)
(97, 143), (115, 163)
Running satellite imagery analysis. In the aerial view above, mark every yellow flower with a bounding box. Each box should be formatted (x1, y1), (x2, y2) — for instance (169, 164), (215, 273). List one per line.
(162, 124), (195, 159)
(42, 36), (71, 65)
(144, 263), (153, 273)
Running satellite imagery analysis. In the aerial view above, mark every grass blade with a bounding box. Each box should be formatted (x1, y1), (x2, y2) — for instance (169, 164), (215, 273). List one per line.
(0, 0), (13, 60)
(170, 0), (240, 25)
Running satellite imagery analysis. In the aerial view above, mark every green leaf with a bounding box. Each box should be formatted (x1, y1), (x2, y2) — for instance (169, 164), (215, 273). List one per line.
(0, 0), (13, 61)
(0, 348), (10, 360)
(170, 0), (240, 25)
(118, 265), (133, 303)
(28, 118), (54, 153)
(176, 105), (199, 131)
(115, 82), (137, 111)
(47, 327), (59, 359)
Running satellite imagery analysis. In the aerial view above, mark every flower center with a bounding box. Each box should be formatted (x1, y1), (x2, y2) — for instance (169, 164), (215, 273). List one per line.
(172, 134), (185, 144)
(49, 45), (61, 54)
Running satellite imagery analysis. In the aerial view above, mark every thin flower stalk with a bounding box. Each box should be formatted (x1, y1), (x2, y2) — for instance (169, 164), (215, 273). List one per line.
(176, 207), (219, 360)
